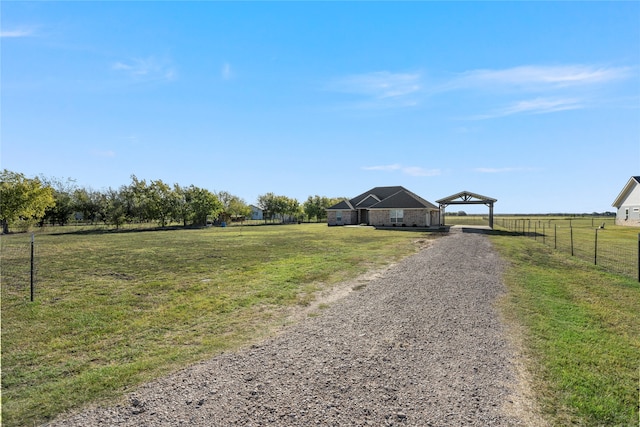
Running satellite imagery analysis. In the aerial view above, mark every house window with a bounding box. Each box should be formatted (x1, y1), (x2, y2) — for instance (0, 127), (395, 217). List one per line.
(336, 211), (342, 222)
(390, 209), (403, 224)
(625, 208), (629, 220)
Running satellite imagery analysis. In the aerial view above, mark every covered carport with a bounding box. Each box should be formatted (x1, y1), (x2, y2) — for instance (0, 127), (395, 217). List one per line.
(436, 191), (497, 229)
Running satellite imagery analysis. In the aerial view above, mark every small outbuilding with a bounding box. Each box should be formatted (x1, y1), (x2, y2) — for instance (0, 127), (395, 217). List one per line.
(612, 176), (640, 226)
(250, 205), (263, 221)
(326, 186), (440, 227)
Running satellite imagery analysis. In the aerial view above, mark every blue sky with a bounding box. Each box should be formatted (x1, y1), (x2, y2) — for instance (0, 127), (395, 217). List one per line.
(2, 2), (639, 214)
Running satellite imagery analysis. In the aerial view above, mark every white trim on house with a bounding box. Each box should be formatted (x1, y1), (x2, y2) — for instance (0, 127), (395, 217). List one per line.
(612, 176), (640, 226)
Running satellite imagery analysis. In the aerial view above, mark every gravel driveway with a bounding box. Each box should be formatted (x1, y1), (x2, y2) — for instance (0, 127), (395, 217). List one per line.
(48, 230), (538, 426)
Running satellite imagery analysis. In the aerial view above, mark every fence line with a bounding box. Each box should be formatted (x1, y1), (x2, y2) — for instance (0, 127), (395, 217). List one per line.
(1, 234), (38, 301)
(496, 218), (639, 281)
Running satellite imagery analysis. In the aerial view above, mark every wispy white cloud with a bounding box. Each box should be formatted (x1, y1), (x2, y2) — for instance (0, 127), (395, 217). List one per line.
(450, 65), (631, 91)
(330, 64), (632, 116)
(91, 149), (116, 158)
(362, 164), (402, 172)
(448, 64), (633, 119)
(112, 57), (177, 82)
(327, 71), (422, 108)
(221, 62), (233, 80)
(362, 164), (440, 177)
(122, 135), (140, 145)
(474, 167), (537, 173)
(1, 28), (35, 38)
(471, 97), (584, 119)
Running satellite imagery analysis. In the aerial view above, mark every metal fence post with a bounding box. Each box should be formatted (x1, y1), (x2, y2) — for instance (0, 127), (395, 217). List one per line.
(570, 225), (574, 256)
(594, 228), (598, 265)
(554, 224), (557, 250)
(30, 233), (35, 302)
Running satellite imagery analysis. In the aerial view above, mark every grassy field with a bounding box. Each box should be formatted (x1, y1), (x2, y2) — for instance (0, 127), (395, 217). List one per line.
(491, 233), (640, 426)
(1, 223), (435, 426)
(497, 216), (638, 279)
(450, 215), (638, 279)
(3, 221), (639, 426)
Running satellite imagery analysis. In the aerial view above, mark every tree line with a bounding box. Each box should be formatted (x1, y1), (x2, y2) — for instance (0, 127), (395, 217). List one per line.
(0, 170), (343, 234)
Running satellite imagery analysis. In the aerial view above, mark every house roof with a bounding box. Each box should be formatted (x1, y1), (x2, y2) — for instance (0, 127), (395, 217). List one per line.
(369, 189), (438, 209)
(326, 199), (354, 210)
(355, 194), (381, 208)
(350, 186), (407, 206)
(327, 186), (437, 210)
(612, 176), (640, 208)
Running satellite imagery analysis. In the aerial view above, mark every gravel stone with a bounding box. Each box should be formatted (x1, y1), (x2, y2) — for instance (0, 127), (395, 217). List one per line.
(46, 230), (534, 426)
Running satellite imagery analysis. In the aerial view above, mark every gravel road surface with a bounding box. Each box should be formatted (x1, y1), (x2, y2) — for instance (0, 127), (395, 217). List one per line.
(47, 230), (537, 426)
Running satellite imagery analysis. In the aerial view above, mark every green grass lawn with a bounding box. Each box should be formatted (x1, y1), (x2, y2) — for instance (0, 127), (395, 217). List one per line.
(1, 223), (434, 426)
(491, 234), (640, 426)
(3, 222), (638, 426)
(494, 216), (638, 279)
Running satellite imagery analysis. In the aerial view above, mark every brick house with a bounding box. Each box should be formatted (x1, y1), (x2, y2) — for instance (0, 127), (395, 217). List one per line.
(326, 186), (440, 227)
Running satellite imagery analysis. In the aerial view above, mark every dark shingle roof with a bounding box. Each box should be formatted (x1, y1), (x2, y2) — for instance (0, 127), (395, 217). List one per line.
(355, 194), (381, 208)
(326, 199), (354, 210)
(350, 186), (407, 206)
(369, 189), (438, 209)
(327, 186), (437, 210)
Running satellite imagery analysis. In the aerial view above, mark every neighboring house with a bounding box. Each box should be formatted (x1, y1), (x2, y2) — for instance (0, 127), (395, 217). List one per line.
(326, 186), (440, 227)
(612, 176), (640, 226)
(250, 205), (263, 221)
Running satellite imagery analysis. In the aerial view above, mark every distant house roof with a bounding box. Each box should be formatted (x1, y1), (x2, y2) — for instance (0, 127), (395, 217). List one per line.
(612, 176), (640, 208)
(327, 186), (437, 210)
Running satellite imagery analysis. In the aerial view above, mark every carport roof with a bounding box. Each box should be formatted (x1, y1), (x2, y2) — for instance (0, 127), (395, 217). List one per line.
(436, 191), (497, 205)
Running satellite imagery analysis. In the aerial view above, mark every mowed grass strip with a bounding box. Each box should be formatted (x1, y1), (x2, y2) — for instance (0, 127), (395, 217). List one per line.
(2, 224), (434, 426)
(491, 234), (640, 426)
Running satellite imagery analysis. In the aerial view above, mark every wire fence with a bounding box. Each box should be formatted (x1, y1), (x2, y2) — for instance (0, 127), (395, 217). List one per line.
(496, 218), (639, 281)
(1, 234), (37, 301)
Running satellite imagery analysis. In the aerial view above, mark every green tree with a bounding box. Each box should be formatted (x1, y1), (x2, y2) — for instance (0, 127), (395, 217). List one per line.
(105, 187), (126, 229)
(173, 184), (191, 226)
(283, 196), (301, 222)
(0, 170), (55, 233)
(187, 186), (223, 226)
(228, 197), (252, 223)
(257, 193), (300, 223)
(304, 195), (333, 222)
(126, 175), (150, 223)
(216, 191), (251, 223)
(73, 188), (104, 224)
(257, 192), (278, 222)
(147, 179), (177, 227)
(40, 176), (77, 226)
